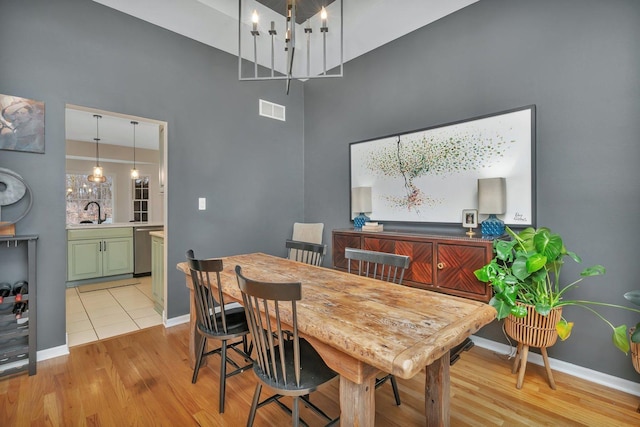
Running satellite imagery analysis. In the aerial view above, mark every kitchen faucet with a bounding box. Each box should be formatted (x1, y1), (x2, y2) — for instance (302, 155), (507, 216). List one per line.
(83, 201), (107, 224)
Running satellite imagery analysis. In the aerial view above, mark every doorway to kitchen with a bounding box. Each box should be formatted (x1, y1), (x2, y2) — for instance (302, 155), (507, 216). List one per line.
(64, 104), (168, 347)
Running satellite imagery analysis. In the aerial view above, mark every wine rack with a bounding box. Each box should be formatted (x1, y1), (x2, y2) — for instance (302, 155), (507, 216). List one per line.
(0, 235), (37, 377)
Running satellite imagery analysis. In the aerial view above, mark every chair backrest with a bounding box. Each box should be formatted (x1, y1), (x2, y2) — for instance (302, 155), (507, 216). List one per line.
(186, 249), (232, 334)
(345, 248), (410, 285)
(291, 222), (324, 244)
(285, 239), (327, 266)
(235, 265), (303, 387)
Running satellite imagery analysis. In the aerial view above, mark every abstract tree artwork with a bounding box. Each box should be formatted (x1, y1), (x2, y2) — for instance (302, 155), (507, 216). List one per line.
(350, 106), (535, 225)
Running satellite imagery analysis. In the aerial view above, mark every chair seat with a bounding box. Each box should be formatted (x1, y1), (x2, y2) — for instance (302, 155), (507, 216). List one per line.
(254, 338), (337, 396)
(198, 306), (249, 338)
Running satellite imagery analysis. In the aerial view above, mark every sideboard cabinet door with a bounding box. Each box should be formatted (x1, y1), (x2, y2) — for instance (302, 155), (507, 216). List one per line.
(435, 242), (490, 300)
(332, 232), (362, 271)
(363, 237), (434, 288)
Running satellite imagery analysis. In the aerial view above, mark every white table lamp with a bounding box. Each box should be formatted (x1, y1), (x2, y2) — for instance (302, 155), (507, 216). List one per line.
(478, 178), (506, 236)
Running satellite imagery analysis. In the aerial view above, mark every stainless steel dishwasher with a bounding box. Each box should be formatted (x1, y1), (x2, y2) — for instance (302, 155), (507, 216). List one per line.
(133, 225), (164, 276)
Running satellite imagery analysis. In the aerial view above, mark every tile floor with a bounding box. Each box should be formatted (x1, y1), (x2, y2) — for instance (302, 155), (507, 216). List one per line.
(66, 276), (163, 347)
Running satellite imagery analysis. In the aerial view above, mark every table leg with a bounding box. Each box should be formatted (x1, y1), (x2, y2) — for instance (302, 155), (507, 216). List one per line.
(340, 375), (376, 427)
(186, 278), (206, 369)
(425, 350), (450, 427)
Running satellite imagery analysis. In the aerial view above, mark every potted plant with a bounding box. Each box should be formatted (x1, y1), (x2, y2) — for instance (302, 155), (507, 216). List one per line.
(474, 226), (640, 354)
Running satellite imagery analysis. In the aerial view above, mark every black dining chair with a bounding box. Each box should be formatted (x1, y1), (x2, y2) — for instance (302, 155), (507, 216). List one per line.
(235, 265), (339, 427)
(186, 250), (252, 414)
(285, 239), (327, 266)
(344, 247), (411, 406)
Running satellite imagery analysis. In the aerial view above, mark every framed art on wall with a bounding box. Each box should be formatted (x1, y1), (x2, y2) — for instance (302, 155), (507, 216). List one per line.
(349, 105), (536, 227)
(0, 94), (45, 154)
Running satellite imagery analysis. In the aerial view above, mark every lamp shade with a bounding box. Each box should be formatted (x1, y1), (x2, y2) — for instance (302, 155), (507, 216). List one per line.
(351, 187), (372, 213)
(478, 178), (506, 214)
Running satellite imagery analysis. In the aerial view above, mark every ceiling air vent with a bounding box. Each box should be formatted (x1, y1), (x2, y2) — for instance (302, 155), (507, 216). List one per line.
(259, 99), (286, 121)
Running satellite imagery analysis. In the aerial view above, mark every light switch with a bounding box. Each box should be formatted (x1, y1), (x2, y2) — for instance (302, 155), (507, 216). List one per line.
(198, 198), (206, 210)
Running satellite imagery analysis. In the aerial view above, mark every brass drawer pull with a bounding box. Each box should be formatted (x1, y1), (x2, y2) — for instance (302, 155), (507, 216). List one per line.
(437, 262), (444, 270)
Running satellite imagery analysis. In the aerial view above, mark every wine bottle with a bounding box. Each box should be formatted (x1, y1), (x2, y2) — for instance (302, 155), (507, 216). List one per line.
(13, 301), (28, 319)
(0, 282), (11, 303)
(12, 281), (28, 302)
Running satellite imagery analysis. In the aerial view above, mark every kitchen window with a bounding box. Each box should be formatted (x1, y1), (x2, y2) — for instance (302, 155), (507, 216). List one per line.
(132, 176), (149, 222)
(66, 174), (113, 224)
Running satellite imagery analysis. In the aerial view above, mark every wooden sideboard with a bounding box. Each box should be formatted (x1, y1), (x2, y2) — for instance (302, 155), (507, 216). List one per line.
(332, 229), (498, 302)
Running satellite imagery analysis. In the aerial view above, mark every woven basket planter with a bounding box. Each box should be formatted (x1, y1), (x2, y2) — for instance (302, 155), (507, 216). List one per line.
(505, 303), (562, 348)
(630, 328), (640, 374)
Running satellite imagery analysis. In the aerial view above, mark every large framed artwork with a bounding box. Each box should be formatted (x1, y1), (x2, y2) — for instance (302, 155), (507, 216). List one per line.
(0, 94), (45, 154)
(349, 105), (536, 227)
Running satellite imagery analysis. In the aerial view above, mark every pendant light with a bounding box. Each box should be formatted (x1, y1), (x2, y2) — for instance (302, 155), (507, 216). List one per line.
(130, 120), (139, 179)
(88, 114), (106, 183)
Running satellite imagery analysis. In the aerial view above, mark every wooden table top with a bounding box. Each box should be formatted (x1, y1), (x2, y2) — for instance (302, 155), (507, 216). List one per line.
(177, 252), (496, 380)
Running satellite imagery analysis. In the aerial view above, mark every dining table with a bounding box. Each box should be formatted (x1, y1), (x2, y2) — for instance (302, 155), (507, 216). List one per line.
(177, 252), (496, 426)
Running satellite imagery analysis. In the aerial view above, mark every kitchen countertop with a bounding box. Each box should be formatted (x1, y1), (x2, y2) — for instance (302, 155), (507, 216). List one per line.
(149, 230), (164, 238)
(66, 222), (164, 230)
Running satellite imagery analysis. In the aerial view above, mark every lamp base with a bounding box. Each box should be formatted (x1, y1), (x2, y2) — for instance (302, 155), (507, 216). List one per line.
(353, 213), (370, 229)
(481, 214), (505, 237)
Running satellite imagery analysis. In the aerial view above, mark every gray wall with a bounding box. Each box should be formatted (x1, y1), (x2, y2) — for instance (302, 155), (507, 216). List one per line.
(304, 0), (640, 380)
(2, 0), (639, 383)
(0, 0), (305, 350)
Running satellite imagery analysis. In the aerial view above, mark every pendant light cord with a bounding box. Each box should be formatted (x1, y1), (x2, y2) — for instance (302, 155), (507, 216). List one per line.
(131, 121), (138, 169)
(94, 114), (102, 167)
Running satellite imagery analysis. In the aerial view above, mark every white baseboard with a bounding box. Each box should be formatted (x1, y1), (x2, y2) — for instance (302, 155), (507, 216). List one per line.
(37, 343), (69, 362)
(165, 313), (189, 328)
(470, 335), (640, 397)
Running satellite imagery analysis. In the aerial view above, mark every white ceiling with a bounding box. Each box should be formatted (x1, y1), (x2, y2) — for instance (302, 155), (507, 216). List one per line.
(68, 0), (477, 148)
(66, 106), (161, 151)
(93, 0), (478, 74)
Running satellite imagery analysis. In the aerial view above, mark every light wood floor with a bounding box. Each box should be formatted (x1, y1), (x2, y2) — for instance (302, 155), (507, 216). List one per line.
(2, 323), (640, 426)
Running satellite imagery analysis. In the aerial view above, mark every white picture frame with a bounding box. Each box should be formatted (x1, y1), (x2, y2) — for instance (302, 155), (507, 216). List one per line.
(349, 105), (536, 226)
(462, 209), (478, 228)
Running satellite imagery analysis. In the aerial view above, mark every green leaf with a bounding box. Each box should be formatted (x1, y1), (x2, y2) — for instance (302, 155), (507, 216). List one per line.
(625, 291), (640, 308)
(566, 250), (582, 264)
(580, 265), (605, 277)
(632, 323), (640, 342)
(613, 325), (630, 354)
(474, 266), (490, 282)
(534, 229), (563, 261)
(494, 240), (516, 262)
(535, 303), (551, 316)
(526, 253), (547, 274)
(511, 304), (528, 318)
(502, 285), (518, 304)
(489, 297), (512, 320)
(503, 274), (519, 286)
(511, 257), (530, 280)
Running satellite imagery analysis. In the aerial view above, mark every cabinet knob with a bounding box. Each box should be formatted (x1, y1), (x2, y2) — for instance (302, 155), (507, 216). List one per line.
(437, 262), (445, 270)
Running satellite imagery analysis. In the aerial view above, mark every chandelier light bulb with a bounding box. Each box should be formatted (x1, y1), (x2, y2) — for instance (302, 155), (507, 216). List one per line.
(252, 9), (259, 32)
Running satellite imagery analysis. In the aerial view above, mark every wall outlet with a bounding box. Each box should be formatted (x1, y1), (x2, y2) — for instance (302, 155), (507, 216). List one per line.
(198, 198), (206, 210)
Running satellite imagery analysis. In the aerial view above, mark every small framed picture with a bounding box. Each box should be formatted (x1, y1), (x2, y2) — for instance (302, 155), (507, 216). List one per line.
(462, 209), (478, 228)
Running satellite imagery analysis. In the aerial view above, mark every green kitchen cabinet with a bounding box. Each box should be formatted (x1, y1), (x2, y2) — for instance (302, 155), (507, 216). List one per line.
(151, 233), (164, 315)
(67, 227), (134, 281)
